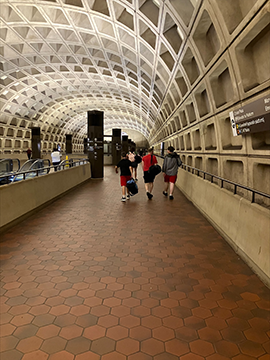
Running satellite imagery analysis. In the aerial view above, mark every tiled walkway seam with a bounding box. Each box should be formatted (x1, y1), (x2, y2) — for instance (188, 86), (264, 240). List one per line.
(0, 165), (269, 360)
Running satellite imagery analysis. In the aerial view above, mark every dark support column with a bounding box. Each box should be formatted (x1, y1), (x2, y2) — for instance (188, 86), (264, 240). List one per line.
(66, 134), (72, 154)
(31, 127), (41, 159)
(161, 141), (165, 156)
(122, 135), (128, 155)
(112, 128), (121, 165)
(83, 138), (87, 154)
(87, 110), (104, 178)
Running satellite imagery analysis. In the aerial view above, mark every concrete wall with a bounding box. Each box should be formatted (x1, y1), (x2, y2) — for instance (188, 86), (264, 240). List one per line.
(0, 164), (91, 230)
(178, 169), (270, 286)
(158, 158), (270, 287)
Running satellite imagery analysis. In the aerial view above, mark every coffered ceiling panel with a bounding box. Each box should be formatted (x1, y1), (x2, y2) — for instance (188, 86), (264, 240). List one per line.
(0, 0), (199, 139)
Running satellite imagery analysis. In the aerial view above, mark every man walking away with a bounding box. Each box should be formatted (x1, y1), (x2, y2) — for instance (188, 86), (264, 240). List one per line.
(162, 146), (182, 200)
(51, 148), (61, 172)
(142, 147), (158, 200)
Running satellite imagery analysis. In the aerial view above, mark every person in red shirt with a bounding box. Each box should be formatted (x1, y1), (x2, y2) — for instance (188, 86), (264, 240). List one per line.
(141, 147), (158, 200)
(26, 148), (32, 160)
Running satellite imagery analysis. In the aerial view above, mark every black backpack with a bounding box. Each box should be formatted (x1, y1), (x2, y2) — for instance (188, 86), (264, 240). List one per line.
(147, 154), (161, 176)
(135, 154), (142, 163)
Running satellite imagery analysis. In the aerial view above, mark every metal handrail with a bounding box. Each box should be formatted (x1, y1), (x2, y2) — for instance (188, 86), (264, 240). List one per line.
(155, 154), (270, 203)
(58, 158), (89, 169)
(182, 163), (270, 203)
(58, 158), (88, 167)
(1, 159), (89, 184)
(11, 159), (51, 182)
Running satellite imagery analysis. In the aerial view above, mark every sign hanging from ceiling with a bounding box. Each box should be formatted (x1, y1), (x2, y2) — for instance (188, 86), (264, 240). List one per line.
(230, 94), (270, 136)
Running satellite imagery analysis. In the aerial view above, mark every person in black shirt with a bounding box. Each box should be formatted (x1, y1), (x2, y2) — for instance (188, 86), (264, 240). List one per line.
(115, 152), (133, 202)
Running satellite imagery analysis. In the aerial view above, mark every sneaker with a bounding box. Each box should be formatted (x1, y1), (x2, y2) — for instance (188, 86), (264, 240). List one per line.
(121, 197), (126, 202)
(147, 192), (153, 200)
(163, 191), (168, 197)
(169, 195), (174, 200)
(126, 195), (130, 200)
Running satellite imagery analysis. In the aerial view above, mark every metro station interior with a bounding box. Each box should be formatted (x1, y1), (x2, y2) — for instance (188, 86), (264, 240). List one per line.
(0, 0), (270, 359)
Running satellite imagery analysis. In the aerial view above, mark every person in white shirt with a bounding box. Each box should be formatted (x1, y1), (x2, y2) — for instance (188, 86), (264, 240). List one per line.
(51, 148), (61, 171)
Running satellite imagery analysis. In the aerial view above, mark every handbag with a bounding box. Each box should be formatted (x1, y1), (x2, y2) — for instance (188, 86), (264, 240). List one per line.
(148, 155), (161, 176)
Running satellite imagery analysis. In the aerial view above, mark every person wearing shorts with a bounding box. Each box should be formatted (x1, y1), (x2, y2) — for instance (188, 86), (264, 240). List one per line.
(115, 152), (132, 202)
(127, 147), (138, 180)
(162, 146), (182, 200)
(142, 147), (158, 200)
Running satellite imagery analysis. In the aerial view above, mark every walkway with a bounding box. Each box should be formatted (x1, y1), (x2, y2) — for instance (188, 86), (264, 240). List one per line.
(0, 165), (269, 360)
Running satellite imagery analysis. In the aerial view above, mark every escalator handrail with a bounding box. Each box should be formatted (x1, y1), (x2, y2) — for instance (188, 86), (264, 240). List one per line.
(2, 159), (89, 183)
(19, 159), (38, 171)
(11, 159), (50, 181)
(29, 158), (51, 169)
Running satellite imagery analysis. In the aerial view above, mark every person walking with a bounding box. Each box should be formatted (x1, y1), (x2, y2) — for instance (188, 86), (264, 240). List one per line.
(51, 147), (61, 171)
(142, 147), (158, 200)
(162, 146), (182, 200)
(26, 148), (32, 160)
(127, 147), (138, 181)
(115, 152), (133, 202)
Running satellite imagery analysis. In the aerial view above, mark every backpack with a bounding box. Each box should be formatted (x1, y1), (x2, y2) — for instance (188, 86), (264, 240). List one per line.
(147, 155), (161, 176)
(135, 154), (142, 163)
(148, 164), (161, 176)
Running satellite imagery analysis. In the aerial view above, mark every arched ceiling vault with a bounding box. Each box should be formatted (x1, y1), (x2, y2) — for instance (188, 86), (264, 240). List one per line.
(0, 0), (196, 140)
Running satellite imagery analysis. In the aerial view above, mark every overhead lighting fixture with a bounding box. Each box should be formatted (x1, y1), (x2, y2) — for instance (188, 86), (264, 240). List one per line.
(152, 0), (160, 7)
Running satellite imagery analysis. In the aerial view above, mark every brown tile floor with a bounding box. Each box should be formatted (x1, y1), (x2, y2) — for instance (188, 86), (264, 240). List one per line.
(0, 165), (270, 360)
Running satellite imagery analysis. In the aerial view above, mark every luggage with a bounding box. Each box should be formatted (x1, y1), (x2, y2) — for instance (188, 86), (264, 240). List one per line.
(126, 178), (138, 196)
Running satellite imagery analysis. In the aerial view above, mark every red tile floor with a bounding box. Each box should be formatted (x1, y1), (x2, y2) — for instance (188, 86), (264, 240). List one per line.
(1, 165), (269, 360)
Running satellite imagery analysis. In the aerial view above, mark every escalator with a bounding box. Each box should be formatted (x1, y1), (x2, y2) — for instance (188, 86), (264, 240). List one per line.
(11, 159), (51, 182)
(0, 157), (88, 185)
(0, 158), (21, 185)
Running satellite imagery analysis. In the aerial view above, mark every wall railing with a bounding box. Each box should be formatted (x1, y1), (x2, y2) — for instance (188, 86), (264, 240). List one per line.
(156, 154), (270, 205)
(181, 163), (270, 204)
(0, 159), (89, 185)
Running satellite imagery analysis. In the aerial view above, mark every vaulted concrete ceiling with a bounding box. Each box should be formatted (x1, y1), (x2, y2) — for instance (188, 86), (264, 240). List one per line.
(0, 0), (196, 140)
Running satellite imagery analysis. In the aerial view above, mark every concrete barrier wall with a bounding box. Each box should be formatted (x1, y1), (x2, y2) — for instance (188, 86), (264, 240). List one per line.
(0, 164), (91, 230)
(177, 169), (270, 286)
(157, 158), (270, 286)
